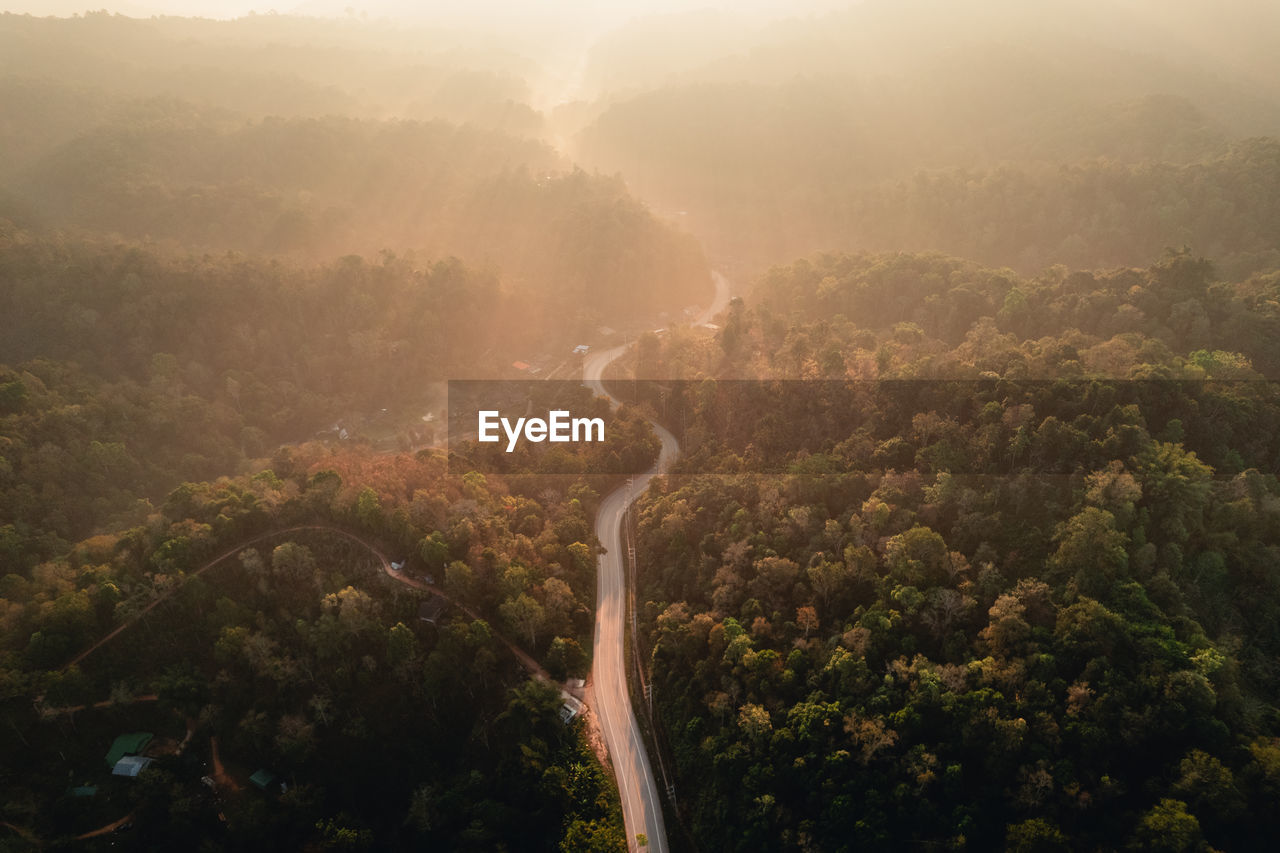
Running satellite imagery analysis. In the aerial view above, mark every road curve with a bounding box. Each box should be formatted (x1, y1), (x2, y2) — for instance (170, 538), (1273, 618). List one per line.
(583, 270), (728, 852)
(696, 270), (731, 327)
(586, 348), (676, 853)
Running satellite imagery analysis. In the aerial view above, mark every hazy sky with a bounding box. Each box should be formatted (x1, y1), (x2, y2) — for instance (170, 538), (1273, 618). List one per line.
(4, 0), (849, 22)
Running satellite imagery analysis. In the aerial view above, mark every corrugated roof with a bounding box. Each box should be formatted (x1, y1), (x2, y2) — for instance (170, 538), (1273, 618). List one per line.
(112, 755), (153, 777)
(418, 597), (447, 623)
(105, 732), (153, 767)
(250, 769), (278, 790)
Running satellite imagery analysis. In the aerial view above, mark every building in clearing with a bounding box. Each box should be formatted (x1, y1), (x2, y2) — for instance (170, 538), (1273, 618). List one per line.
(418, 597), (447, 625)
(250, 769), (279, 791)
(559, 694), (583, 724)
(105, 732), (153, 768)
(112, 755), (154, 777)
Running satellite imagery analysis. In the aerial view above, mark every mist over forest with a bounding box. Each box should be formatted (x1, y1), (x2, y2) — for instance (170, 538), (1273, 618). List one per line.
(3, 1), (1280, 850)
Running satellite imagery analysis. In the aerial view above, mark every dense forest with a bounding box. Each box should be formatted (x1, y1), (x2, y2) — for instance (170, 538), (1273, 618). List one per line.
(625, 250), (1280, 849)
(1, 444), (626, 848)
(0, 240), (518, 573)
(2, 110), (708, 316)
(7, 2), (1280, 850)
(574, 0), (1280, 278)
(0, 11), (697, 850)
(618, 250), (1280, 384)
(0, 12), (546, 134)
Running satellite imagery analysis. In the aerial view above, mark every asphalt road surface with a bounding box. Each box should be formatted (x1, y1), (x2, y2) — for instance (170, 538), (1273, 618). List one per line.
(583, 270), (728, 852)
(590, 419), (676, 852)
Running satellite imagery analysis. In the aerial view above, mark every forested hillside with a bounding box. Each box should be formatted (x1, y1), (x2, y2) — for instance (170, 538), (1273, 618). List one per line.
(0, 11), (545, 133)
(627, 250), (1280, 849)
(621, 250), (1279, 382)
(7, 3), (1280, 850)
(574, 0), (1280, 276)
(2, 110), (709, 317)
(0, 241), (495, 571)
(0, 445), (625, 848)
(0, 13), (700, 848)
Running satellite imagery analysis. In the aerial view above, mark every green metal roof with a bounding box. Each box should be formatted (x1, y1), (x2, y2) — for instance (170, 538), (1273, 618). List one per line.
(70, 786), (98, 798)
(105, 732), (153, 767)
(250, 768), (278, 790)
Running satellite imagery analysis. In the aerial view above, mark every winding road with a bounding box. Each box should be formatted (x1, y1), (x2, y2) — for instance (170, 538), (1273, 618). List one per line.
(50, 271), (730, 852)
(584, 270), (728, 852)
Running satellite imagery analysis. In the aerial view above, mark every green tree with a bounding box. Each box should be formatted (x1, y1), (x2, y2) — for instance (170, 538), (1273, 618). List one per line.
(419, 532), (450, 571)
(1005, 818), (1069, 852)
(1049, 507), (1128, 598)
(1129, 798), (1204, 852)
(272, 541), (317, 582)
(355, 486), (382, 529)
(500, 593), (546, 648)
(546, 636), (587, 680)
(387, 621), (418, 668)
(1135, 441), (1213, 546)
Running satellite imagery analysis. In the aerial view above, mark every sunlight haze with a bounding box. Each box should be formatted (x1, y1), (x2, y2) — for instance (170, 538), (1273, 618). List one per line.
(4, 1), (1280, 850)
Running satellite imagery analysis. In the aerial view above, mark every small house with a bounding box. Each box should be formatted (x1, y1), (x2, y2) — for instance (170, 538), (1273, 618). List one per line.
(418, 597), (447, 625)
(112, 755), (154, 778)
(250, 769), (278, 791)
(558, 694), (583, 724)
(105, 732), (153, 769)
